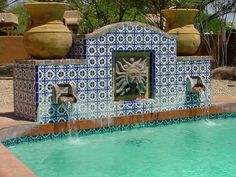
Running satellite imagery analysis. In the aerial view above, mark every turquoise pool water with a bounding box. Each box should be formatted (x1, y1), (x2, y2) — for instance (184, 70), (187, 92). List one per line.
(8, 118), (236, 177)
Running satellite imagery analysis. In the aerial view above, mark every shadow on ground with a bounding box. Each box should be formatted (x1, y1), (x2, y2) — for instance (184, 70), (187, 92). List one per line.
(0, 112), (34, 122)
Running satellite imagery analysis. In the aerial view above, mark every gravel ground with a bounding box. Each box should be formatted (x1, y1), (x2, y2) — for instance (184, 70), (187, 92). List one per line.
(0, 80), (14, 108)
(211, 79), (236, 96)
(0, 79), (236, 108)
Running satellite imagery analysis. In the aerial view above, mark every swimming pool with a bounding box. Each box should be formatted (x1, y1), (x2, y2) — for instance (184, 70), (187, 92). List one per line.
(8, 117), (236, 177)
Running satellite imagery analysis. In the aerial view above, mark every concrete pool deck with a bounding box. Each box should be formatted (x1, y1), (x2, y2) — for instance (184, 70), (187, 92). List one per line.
(0, 144), (36, 177)
(0, 95), (236, 177)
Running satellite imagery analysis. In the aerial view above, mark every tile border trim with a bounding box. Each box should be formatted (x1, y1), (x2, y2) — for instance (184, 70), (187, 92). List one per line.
(2, 112), (236, 147)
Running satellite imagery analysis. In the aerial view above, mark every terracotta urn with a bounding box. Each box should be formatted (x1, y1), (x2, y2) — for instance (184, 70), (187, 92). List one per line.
(24, 2), (70, 29)
(23, 21), (72, 59)
(162, 9), (200, 56)
(23, 2), (72, 59)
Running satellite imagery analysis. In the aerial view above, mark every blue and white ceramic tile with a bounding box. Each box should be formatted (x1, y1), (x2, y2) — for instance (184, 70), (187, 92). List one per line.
(14, 22), (211, 123)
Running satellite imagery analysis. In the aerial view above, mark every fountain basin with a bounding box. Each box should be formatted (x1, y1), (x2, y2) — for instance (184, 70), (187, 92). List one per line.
(6, 115), (236, 177)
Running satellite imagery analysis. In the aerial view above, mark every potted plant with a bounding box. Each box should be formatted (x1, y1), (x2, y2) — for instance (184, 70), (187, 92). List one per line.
(23, 0), (72, 59)
(161, 0), (201, 56)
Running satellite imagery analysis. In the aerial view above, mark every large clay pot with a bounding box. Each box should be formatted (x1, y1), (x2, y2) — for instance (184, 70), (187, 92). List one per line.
(23, 2), (72, 59)
(23, 21), (72, 59)
(162, 9), (200, 56)
(168, 25), (200, 55)
(24, 2), (70, 29)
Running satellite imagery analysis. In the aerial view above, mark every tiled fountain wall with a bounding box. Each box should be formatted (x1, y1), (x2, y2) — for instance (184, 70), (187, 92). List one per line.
(14, 22), (211, 123)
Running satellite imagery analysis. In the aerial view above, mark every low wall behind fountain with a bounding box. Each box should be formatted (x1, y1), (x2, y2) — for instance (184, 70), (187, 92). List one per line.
(14, 22), (211, 123)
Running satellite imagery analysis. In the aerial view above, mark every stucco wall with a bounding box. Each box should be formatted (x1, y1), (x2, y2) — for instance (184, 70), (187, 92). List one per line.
(0, 36), (28, 65)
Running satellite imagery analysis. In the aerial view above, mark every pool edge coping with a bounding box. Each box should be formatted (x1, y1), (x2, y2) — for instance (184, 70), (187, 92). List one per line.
(1, 102), (236, 143)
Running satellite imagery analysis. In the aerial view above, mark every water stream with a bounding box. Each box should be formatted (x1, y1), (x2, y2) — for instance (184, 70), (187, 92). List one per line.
(139, 93), (145, 127)
(200, 91), (216, 125)
(64, 101), (76, 137)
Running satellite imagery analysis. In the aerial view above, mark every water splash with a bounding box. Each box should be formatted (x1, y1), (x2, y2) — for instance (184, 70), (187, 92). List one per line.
(199, 91), (220, 126)
(67, 139), (88, 146)
(204, 119), (218, 126)
(139, 92), (145, 127)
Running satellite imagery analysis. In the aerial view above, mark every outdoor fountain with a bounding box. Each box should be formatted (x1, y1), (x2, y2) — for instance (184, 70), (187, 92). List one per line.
(12, 0), (211, 128)
(14, 20), (211, 126)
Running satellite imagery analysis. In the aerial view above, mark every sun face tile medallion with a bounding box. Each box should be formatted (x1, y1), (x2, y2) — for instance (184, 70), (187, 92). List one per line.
(113, 51), (151, 101)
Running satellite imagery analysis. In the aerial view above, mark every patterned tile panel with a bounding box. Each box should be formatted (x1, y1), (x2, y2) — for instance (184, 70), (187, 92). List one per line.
(13, 22), (211, 123)
(14, 63), (37, 121)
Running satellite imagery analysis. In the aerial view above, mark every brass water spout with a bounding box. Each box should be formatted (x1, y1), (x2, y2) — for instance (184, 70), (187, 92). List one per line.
(52, 83), (77, 104)
(186, 76), (206, 93)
